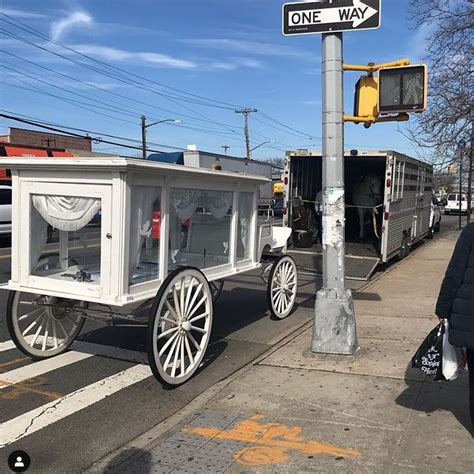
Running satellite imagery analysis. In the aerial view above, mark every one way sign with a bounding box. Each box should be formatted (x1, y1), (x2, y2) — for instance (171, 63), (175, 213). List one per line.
(283, 0), (381, 36)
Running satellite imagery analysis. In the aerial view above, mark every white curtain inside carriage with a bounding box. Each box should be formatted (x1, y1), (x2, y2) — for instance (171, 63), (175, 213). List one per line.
(171, 189), (233, 220)
(238, 192), (254, 259)
(129, 186), (162, 282)
(30, 195), (102, 269)
(170, 188), (233, 265)
(32, 195), (101, 232)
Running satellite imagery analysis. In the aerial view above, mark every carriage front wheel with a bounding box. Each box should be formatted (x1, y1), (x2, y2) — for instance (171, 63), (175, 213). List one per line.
(6, 291), (86, 359)
(147, 267), (213, 386)
(267, 255), (298, 319)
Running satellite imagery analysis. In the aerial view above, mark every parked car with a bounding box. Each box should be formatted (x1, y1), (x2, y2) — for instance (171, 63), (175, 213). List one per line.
(444, 193), (472, 215)
(428, 196), (441, 239)
(0, 185), (12, 236)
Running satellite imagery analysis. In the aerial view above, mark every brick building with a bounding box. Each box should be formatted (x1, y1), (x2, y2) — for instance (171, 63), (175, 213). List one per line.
(0, 127), (92, 152)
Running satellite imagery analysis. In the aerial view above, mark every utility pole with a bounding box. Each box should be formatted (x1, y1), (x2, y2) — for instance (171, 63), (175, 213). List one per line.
(312, 31), (357, 355)
(221, 145), (230, 155)
(141, 115), (147, 160)
(235, 108), (257, 160)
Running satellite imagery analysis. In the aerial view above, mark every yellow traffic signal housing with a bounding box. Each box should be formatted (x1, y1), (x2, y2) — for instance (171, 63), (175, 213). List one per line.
(353, 75), (378, 117)
(448, 164), (457, 174)
(378, 64), (428, 114)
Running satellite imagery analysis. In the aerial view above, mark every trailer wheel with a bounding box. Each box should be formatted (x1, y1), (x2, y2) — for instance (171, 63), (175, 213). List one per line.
(427, 227), (434, 240)
(7, 291), (86, 359)
(147, 267), (213, 386)
(398, 233), (410, 260)
(434, 219), (441, 232)
(267, 255), (298, 319)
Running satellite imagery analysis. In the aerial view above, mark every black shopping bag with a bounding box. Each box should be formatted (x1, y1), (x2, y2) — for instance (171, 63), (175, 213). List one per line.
(411, 323), (446, 381)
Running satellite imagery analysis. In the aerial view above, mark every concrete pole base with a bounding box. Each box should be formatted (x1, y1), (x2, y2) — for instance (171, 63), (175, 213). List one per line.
(312, 288), (358, 355)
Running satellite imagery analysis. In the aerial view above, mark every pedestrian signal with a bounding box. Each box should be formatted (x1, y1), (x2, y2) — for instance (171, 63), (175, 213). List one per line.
(353, 75), (378, 118)
(378, 65), (427, 114)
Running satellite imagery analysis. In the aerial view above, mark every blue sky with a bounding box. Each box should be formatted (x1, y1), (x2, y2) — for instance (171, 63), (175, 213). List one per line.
(0, 0), (429, 159)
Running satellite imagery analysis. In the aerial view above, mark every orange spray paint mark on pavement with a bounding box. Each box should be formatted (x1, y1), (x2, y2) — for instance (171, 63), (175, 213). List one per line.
(0, 357), (28, 372)
(0, 376), (63, 400)
(183, 414), (361, 466)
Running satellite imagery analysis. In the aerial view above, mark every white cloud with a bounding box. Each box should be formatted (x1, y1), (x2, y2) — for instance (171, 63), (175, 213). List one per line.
(0, 7), (46, 18)
(183, 38), (310, 60)
(208, 57), (263, 71)
(71, 44), (198, 69)
(51, 11), (94, 41)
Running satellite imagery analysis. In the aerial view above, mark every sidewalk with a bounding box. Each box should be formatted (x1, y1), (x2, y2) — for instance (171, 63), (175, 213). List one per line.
(93, 231), (474, 473)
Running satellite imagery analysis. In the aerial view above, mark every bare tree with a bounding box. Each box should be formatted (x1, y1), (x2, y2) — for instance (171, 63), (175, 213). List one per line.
(407, 0), (473, 221)
(262, 157), (285, 170)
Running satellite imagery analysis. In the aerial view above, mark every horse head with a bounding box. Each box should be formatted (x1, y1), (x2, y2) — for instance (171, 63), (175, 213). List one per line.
(365, 175), (382, 201)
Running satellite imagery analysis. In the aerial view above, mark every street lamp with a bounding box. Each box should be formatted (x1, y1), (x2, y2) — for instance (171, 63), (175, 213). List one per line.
(249, 140), (274, 156)
(141, 115), (184, 159)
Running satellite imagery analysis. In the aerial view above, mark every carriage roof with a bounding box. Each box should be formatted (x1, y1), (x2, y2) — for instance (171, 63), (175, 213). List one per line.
(2, 156), (270, 185)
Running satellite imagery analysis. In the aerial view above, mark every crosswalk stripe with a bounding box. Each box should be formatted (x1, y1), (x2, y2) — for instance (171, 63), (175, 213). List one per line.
(72, 341), (148, 364)
(0, 339), (148, 364)
(0, 350), (94, 388)
(0, 364), (152, 448)
(0, 340), (16, 352)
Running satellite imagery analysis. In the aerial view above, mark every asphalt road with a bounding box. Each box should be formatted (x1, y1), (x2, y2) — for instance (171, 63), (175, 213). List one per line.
(0, 214), (464, 473)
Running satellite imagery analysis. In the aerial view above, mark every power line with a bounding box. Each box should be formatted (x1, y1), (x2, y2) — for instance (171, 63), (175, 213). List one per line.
(0, 14), (319, 143)
(0, 109), (183, 150)
(0, 15), (241, 111)
(0, 27), (254, 144)
(0, 112), (186, 153)
(0, 49), (248, 134)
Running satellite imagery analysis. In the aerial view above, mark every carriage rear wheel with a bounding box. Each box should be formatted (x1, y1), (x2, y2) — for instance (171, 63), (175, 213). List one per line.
(267, 255), (298, 319)
(147, 267), (213, 386)
(6, 291), (86, 359)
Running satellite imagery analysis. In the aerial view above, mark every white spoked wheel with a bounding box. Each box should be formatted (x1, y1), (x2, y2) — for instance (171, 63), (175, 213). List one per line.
(267, 255), (298, 319)
(6, 291), (86, 359)
(209, 280), (224, 302)
(147, 267), (213, 386)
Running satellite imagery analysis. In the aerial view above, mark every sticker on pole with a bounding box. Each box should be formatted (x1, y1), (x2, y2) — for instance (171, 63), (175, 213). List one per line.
(283, 0), (381, 36)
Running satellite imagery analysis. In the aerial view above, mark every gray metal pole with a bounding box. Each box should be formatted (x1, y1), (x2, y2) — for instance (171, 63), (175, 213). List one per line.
(312, 32), (357, 355)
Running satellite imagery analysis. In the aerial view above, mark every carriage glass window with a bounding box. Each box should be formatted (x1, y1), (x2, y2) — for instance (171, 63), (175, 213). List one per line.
(30, 194), (102, 284)
(237, 192), (254, 261)
(129, 185), (162, 285)
(169, 188), (232, 271)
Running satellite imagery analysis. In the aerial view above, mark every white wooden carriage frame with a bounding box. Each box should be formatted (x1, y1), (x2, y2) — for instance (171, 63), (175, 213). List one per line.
(7, 159), (273, 305)
(3, 158), (298, 385)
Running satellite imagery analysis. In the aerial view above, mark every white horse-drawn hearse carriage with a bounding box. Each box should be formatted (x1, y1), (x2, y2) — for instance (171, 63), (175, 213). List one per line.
(3, 156), (297, 385)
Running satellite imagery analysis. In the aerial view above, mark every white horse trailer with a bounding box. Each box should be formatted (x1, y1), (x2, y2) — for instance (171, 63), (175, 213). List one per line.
(283, 150), (433, 280)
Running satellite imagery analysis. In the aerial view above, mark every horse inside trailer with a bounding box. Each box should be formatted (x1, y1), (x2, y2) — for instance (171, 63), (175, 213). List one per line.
(284, 152), (387, 280)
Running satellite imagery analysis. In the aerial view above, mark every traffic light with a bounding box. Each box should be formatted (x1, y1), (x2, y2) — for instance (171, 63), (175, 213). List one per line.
(353, 75), (378, 117)
(378, 65), (428, 114)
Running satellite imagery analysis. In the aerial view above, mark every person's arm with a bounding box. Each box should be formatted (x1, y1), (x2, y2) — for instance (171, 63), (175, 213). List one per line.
(435, 226), (472, 319)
